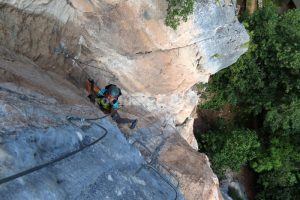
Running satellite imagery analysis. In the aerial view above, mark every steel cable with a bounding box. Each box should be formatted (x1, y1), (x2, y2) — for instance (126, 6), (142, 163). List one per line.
(145, 164), (178, 200)
(0, 116), (109, 185)
(1, 46), (181, 198)
(54, 46), (181, 199)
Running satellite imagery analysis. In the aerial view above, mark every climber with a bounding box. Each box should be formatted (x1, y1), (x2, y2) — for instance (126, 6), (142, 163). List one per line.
(86, 78), (138, 129)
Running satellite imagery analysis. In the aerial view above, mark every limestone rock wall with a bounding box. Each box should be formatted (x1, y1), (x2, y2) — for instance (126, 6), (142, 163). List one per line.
(0, 47), (186, 200)
(0, 0), (249, 199)
(0, 0), (249, 149)
(0, 45), (221, 200)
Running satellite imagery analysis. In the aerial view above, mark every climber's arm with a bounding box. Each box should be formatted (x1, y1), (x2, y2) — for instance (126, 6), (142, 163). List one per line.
(97, 88), (107, 97)
(86, 79), (101, 96)
(111, 101), (120, 110)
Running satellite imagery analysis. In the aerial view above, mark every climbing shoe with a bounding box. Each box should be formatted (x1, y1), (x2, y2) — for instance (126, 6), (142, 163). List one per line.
(88, 94), (96, 103)
(87, 78), (95, 102)
(130, 119), (138, 129)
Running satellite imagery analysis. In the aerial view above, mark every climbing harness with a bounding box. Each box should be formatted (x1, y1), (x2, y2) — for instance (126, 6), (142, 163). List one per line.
(97, 97), (111, 110)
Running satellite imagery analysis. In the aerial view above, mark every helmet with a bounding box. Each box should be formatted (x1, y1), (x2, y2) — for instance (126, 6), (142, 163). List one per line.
(107, 85), (120, 98)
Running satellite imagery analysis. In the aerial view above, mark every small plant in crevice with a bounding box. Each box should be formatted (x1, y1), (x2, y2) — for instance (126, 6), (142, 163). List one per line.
(165, 0), (195, 30)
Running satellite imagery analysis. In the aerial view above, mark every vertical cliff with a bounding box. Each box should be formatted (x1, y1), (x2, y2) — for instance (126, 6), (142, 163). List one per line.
(0, 0), (249, 199)
(0, 47), (186, 200)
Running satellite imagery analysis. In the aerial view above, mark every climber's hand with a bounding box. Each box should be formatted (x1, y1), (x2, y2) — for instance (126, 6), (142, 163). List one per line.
(88, 78), (94, 84)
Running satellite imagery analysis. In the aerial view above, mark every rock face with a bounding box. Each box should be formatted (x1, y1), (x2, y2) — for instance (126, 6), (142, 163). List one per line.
(0, 47), (186, 200)
(130, 124), (223, 200)
(0, 0), (249, 149)
(0, 0), (249, 199)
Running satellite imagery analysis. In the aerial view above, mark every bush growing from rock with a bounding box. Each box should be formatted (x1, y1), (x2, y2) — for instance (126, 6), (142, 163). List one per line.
(165, 0), (195, 29)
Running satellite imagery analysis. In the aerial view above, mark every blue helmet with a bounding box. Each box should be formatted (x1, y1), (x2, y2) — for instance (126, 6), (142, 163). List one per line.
(107, 85), (120, 98)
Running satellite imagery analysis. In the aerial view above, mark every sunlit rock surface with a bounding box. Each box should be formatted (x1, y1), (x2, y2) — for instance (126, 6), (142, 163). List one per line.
(0, 0), (249, 199)
(0, 0), (248, 149)
(0, 47), (185, 200)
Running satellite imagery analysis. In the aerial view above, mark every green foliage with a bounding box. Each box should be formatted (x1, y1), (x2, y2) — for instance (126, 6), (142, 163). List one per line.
(197, 5), (300, 199)
(278, 9), (300, 43)
(200, 69), (231, 110)
(251, 136), (300, 197)
(239, 41), (250, 49)
(258, 170), (298, 189)
(206, 6), (300, 116)
(199, 127), (260, 175)
(256, 186), (300, 200)
(165, 0), (195, 30)
(213, 129), (260, 174)
(200, 94), (227, 110)
(212, 53), (225, 59)
(251, 137), (300, 173)
(265, 100), (300, 135)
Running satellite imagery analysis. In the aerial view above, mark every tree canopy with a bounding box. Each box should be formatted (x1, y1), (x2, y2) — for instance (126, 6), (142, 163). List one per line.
(198, 5), (300, 200)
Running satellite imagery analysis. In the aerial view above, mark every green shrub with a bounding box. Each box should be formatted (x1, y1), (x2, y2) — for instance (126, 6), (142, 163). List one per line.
(165, 0), (195, 30)
(265, 101), (300, 135)
(204, 6), (300, 116)
(251, 137), (300, 175)
(199, 128), (260, 175)
(256, 185), (300, 200)
(212, 129), (260, 174)
(197, 5), (300, 198)
(199, 94), (227, 110)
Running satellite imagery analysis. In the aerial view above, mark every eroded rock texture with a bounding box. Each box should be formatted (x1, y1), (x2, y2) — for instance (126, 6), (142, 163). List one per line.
(0, 46), (186, 200)
(0, 0), (249, 148)
(0, 0), (249, 199)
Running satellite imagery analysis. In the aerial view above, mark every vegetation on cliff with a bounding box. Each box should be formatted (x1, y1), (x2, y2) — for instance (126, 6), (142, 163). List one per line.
(165, 0), (195, 29)
(197, 5), (300, 200)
